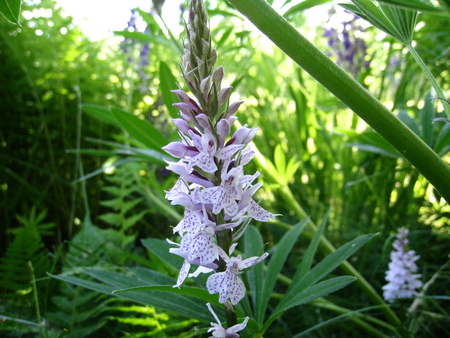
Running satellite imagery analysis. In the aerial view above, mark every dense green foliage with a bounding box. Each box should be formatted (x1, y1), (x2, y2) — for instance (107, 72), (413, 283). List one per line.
(1, 0), (449, 337)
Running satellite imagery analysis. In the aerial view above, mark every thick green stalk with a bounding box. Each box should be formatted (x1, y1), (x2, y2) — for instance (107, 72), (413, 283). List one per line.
(226, 0), (450, 203)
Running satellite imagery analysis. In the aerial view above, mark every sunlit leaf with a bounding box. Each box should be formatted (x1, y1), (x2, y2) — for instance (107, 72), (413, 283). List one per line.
(110, 107), (167, 150)
(159, 61), (180, 119)
(0, 0), (21, 25)
(283, 0), (332, 17)
(377, 0), (444, 12)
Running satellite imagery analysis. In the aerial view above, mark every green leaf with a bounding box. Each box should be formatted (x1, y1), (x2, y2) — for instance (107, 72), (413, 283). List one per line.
(397, 110), (420, 136)
(56, 268), (216, 322)
(113, 285), (218, 305)
(283, 0), (332, 17)
(419, 93), (434, 147)
(434, 123), (450, 156)
(83, 104), (121, 127)
(142, 238), (183, 273)
(243, 225), (264, 319)
(110, 107), (167, 150)
(291, 213), (328, 287)
(273, 144), (286, 179)
(344, 0), (418, 44)
(277, 233), (374, 311)
(159, 61), (180, 119)
(257, 219), (308, 325)
(377, 0), (444, 12)
(0, 0), (21, 25)
(276, 276), (356, 314)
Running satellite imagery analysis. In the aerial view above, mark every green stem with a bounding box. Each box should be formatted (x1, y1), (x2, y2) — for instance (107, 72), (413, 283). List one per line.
(28, 261), (44, 337)
(405, 42), (450, 119)
(226, 0), (450, 203)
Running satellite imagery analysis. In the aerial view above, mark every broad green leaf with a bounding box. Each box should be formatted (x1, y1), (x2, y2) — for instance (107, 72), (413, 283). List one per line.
(257, 219), (308, 325)
(83, 104), (121, 128)
(159, 61), (180, 119)
(142, 238), (183, 273)
(113, 30), (154, 43)
(277, 233), (374, 310)
(377, 0), (444, 12)
(113, 285), (217, 304)
(0, 0), (21, 25)
(50, 271), (213, 322)
(283, 0), (332, 17)
(83, 268), (214, 321)
(244, 225), (264, 319)
(110, 107), (167, 150)
(273, 276), (356, 318)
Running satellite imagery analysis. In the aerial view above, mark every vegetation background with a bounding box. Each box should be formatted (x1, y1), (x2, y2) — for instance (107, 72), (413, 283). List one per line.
(1, 0), (449, 336)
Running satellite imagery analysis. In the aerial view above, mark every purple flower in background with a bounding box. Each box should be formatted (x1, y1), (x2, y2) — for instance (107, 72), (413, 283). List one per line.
(120, 7), (152, 93)
(382, 227), (423, 302)
(323, 8), (371, 78)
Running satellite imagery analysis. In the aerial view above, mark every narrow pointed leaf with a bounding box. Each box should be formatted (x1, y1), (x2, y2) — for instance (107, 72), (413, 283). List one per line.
(258, 219), (308, 325)
(377, 0), (444, 12)
(50, 272), (213, 322)
(272, 276), (356, 319)
(244, 225), (264, 319)
(277, 233), (374, 310)
(160, 61), (180, 119)
(110, 107), (167, 150)
(290, 213), (328, 289)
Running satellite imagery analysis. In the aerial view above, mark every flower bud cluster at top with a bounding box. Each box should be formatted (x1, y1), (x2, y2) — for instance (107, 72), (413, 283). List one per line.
(163, 0), (276, 315)
(382, 227), (423, 302)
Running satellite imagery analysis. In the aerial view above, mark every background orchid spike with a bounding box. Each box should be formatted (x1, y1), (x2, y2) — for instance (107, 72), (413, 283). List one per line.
(382, 227), (423, 302)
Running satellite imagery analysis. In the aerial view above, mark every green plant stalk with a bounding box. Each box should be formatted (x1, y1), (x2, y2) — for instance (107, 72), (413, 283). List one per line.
(28, 261), (44, 337)
(405, 42), (450, 119)
(226, 0), (450, 203)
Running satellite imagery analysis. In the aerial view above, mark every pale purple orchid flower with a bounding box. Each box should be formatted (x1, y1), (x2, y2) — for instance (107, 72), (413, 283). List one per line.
(206, 303), (249, 338)
(207, 248), (269, 305)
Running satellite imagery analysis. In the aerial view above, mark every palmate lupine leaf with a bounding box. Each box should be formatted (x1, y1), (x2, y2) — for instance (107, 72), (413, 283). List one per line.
(341, 0), (418, 44)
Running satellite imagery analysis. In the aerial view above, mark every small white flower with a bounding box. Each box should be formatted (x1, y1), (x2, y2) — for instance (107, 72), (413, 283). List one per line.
(206, 303), (249, 338)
